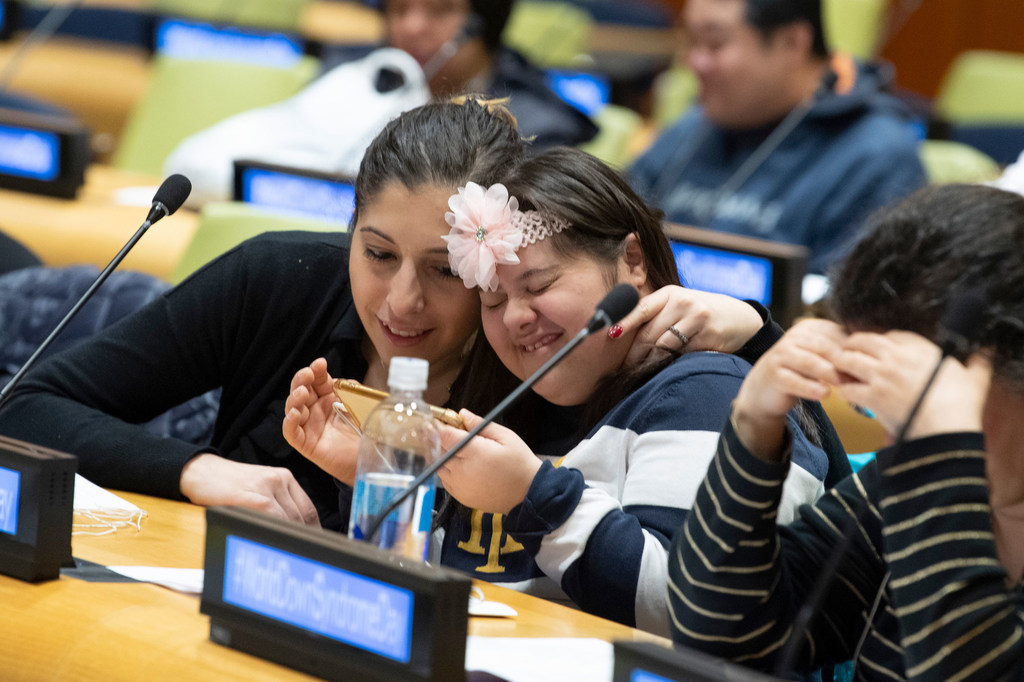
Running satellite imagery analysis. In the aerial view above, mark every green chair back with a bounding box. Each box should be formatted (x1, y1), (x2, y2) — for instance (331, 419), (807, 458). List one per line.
(651, 65), (699, 131)
(113, 55), (319, 177)
(147, 0), (311, 31)
(918, 140), (1000, 185)
(169, 201), (345, 284)
(935, 50), (1024, 124)
(503, 1), (594, 68)
(821, 0), (887, 60)
(580, 104), (643, 169)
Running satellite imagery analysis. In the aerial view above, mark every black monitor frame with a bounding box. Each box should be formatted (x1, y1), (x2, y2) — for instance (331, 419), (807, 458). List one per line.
(0, 435), (76, 582)
(232, 158), (357, 201)
(0, 0), (19, 41)
(663, 222), (808, 328)
(201, 506), (471, 682)
(613, 640), (785, 682)
(0, 107), (90, 199)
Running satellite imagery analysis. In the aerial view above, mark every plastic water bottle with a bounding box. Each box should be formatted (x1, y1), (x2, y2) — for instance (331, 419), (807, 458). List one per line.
(348, 357), (441, 562)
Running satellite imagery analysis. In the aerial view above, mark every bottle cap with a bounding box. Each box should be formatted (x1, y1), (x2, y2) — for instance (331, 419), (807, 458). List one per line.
(387, 357), (429, 392)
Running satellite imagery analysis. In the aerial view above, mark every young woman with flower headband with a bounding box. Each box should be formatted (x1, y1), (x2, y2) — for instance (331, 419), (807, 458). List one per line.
(422, 147), (833, 636)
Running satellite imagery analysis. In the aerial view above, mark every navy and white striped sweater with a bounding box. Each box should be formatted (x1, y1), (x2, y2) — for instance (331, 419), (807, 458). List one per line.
(440, 351), (829, 635)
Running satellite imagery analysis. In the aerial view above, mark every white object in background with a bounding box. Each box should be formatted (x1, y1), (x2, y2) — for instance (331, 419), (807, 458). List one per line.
(163, 47), (431, 208)
(106, 566), (204, 595)
(72, 473), (147, 535)
(469, 585), (518, 618)
(802, 273), (830, 306)
(465, 637), (613, 682)
(112, 185), (162, 207)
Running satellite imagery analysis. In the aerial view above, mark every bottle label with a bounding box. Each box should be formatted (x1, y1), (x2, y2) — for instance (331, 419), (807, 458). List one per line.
(350, 473), (434, 562)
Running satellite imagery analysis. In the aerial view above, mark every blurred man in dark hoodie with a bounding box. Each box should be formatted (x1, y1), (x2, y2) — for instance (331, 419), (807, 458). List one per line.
(380, 0), (597, 148)
(630, 0), (925, 274)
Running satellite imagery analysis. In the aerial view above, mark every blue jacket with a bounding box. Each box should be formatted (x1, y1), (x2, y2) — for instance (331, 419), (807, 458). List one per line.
(630, 61), (926, 273)
(439, 352), (828, 635)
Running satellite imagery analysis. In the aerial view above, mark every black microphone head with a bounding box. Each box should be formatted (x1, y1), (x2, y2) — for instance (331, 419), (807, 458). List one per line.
(940, 287), (987, 359)
(152, 174), (192, 217)
(587, 283), (639, 333)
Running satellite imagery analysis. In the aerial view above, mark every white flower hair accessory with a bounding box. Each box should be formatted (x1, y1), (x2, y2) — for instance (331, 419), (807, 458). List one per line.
(442, 182), (568, 291)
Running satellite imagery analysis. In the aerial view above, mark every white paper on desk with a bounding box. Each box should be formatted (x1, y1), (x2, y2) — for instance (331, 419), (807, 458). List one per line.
(469, 595), (518, 618)
(73, 474), (141, 512)
(112, 185), (161, 207)
(107, 566), (204, 595)
(465, 637), (612, 682)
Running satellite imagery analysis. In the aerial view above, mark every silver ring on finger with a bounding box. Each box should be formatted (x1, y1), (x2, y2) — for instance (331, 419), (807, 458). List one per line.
(668, 325), (689, 346)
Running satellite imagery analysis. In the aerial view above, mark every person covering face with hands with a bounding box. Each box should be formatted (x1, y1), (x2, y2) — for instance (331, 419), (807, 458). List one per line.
(668, 183), (1024, 680)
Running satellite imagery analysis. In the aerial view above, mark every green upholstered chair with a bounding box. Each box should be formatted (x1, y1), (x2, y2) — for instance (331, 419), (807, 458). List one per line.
(651, 65), (699, 131)
(113, 55), (319, 177)
(918, 140), (1000, 185)
(169, 201), (345, 284)
(580, 104), (644, 169)
(821, 0), (888, 60)
(503, 1), (594, 68)
(935, 50), (1024, 125)
(146, 0), (312, 31)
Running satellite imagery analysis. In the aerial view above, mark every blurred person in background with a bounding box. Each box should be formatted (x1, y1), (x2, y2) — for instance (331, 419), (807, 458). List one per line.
(629, 0), (925, 274)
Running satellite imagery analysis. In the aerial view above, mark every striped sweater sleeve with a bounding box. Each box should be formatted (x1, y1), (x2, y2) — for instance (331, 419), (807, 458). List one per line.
(876, 432), (1024, 681)
(667, 418), (887, 674)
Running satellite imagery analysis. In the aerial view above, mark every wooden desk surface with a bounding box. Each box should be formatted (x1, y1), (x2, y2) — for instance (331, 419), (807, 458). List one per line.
(0, 164), (198, 280)
(0, 492), (667, 680)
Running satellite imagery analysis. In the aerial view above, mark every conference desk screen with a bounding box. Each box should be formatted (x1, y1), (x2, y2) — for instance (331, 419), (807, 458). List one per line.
(222, 535), (415, 662)
(0, 435), (75, 582)
(663, 223), (808, 327)
(0, 109), (90, 198)
(202, 506), (471, 681)
(233, 159), (356, 225)
(0, 466), (20, 536)
(0, 0), (14, 41)
(152, 17), (306, 67)
(0, 123), (59, 181)
(545, 69), (611, 116)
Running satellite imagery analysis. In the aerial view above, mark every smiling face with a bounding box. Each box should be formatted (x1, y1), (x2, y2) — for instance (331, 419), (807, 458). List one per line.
(349, 181), (480, 385)
(684, 0), (805, 129)
(479, 239), (639, 406)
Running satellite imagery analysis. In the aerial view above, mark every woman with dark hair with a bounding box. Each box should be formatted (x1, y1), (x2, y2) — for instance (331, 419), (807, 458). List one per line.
(427, 147), (830, 635)
(669, 183), (1024, 680)
(0, 98), (525, 530)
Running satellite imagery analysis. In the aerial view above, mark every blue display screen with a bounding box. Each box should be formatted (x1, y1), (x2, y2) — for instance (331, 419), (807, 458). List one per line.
(671, 242), (773, 306)
(631, 671), (673, 682)
(0, 124), (60, 181)
(155, 19), (304, 67)
(223, 535), (414, 662)
(241, 167), (355, 224)
(0, 465), (21, 536)
(545, 70), (611, 116)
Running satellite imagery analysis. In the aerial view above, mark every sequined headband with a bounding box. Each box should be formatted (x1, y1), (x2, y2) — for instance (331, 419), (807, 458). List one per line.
(442, 182), (569, 291)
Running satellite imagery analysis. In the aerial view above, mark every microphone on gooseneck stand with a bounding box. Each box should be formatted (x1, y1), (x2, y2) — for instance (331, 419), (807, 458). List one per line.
(362, 283), (641, 544)
(773, 288), (987, 678)
(0, 0), (86, 95)
(0, 174), (192, 410)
